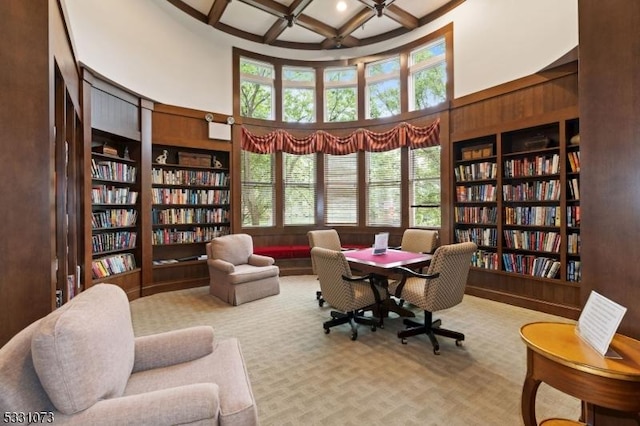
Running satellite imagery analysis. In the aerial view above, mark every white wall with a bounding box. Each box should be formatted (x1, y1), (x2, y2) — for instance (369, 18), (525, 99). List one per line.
(61, 0), (578, 113)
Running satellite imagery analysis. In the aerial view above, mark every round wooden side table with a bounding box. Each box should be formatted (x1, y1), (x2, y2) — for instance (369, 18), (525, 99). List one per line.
(520, 321), (640, 426)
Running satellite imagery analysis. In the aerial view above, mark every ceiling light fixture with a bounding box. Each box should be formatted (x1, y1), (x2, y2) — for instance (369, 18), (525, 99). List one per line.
(336, 1), (347, 12)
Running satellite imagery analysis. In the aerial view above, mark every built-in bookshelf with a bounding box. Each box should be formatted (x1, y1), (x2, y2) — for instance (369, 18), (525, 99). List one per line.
(90, 130), (141, 282)
(565, 118), (581, 283)
(453, 136), (499, 270)
(83, 73), (151, 300)
(151, 146), (230, 269)
(452, 117), (581, 312)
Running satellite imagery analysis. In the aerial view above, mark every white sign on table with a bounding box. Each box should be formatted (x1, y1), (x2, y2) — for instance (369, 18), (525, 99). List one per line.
(576, 291), (627, 357)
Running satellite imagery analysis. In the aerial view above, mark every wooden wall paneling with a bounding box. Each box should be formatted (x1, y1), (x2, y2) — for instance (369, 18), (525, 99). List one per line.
(0, 0), (80, 346)
(579, 0), (640, 341)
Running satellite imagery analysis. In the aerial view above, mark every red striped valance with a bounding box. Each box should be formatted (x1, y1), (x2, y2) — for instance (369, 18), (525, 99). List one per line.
(241, 119), (440, 155)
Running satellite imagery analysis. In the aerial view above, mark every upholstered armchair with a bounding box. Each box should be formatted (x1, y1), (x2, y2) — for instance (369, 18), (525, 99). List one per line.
(389, 241), (477, 355)
(0, 284), (258, 425)
(311, 247), (381, 341)
(398, 229), (439, 254)
(307, 229), (349, 307)
(206, 233), (280, 306)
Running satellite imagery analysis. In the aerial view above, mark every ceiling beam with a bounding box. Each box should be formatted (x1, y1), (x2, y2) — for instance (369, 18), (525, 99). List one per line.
(238, 0), (289, 18)
(207, 0), (231, 26)
(384, 4), (418, 29)
(263, 0), (314, 45)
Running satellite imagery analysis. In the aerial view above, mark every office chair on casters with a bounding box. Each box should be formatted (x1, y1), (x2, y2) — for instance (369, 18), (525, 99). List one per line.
(307, 229), (347, 307)
(310, 247), (382, 341)
(389, 242), (477, 355)
(398, 229), (438, 254)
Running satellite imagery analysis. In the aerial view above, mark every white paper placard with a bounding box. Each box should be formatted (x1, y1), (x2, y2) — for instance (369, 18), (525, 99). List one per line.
(576, 291), (627, 357)
(372, 232), (389, 255)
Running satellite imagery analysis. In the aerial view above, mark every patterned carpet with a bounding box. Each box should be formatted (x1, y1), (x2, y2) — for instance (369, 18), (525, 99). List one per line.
(130, 275), (581, 426)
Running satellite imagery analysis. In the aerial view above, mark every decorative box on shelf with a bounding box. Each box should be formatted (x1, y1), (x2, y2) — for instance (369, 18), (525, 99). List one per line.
(178, 152), (211, 167)
(461, 144), (493, 160)
(512, 136), (552, 152)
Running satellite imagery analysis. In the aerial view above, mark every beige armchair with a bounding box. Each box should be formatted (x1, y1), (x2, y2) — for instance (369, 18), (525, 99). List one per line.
(307, 229), (348, 307)
(207, 233), (280, 306)
(398, 229), (439, 254)
(0, 284), (258, 425)
(389, 242), (477, 355)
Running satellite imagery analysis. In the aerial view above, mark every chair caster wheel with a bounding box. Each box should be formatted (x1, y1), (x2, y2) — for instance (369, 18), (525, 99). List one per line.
(371, 326), (376, 332)
(401, 338), (407, 345)
(319, 300), (324, 307)
(324, 328), (330, 334)
(455, 340), (463, 347)
(351, 332), (358, 341)
(433, 347), (440, 355)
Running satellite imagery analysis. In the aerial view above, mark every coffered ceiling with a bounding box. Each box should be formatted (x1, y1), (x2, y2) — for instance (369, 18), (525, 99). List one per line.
(167, 0), (465, 50)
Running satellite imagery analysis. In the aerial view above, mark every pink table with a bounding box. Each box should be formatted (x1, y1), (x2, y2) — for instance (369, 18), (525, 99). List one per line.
(343, 248), (433, 319)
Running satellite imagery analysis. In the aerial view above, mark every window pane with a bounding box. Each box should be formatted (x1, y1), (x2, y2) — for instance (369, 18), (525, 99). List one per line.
(325, 87), (357, 122)
(241, 151), (274, 227)
(284, 153), (316, 225)
(366, 57), (400, 119)
(325, 66), (357, 122)
(283, 66), (315, 123)
(240, 57), (274, 119)
(367, 79), (400, 118)
(412, 63), (446, 110)
(410, 146), (441, 227)
(366, 149), (401, 226)
(283, 87), (315, 123)
(410, 38), (447, 111)
(325, 153), (358, 225)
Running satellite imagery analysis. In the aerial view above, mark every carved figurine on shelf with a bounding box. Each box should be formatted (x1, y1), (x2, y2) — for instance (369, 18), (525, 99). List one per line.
(156, 149), (168, 164)
(213, 159), (223, 168)
(123, 147), (130, 160)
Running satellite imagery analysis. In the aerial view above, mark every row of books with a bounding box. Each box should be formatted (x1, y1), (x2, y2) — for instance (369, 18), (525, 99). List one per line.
(455, 228), (498, 247)
(91, 253), (136, 279)
(503, 230), (561, 252)
(152, 168), (229, 187)
(151, 226), (230, 245)
(454, 206), (497, 224)
(151, 188), (230, 205)
(454, 161), (497, 182)
(503, 153), (560, 178)
(92, 231), (137, 254)
(502, 180), (561, 201)
(567, 177), (580, 200)
(567, 260), (582, 282)
(568, 150), (581, 173)
(502, 254), (561, 278)
(152, 207), (230, 225)
(91, 208), (137, 229)
(92, 185), (139, 205)
(470, 249), (499, 270)
(567, 205), (581, 227)
(455, 184), (496, 202)
(91, 159), (137, 183)
(504, 206), (560, 227)
(567, 232), (581, 255)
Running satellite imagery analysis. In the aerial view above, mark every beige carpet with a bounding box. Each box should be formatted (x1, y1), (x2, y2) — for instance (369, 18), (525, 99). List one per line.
(130, 275), (581, 426)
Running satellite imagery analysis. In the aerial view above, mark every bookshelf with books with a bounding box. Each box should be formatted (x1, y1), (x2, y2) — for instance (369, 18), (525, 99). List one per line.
(453, 136), (499, 271)
(148, 104), (233, 295)
(83, 72), (152, 300)
(451, 115), (581, 318)
(565, 118), (581, 283)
